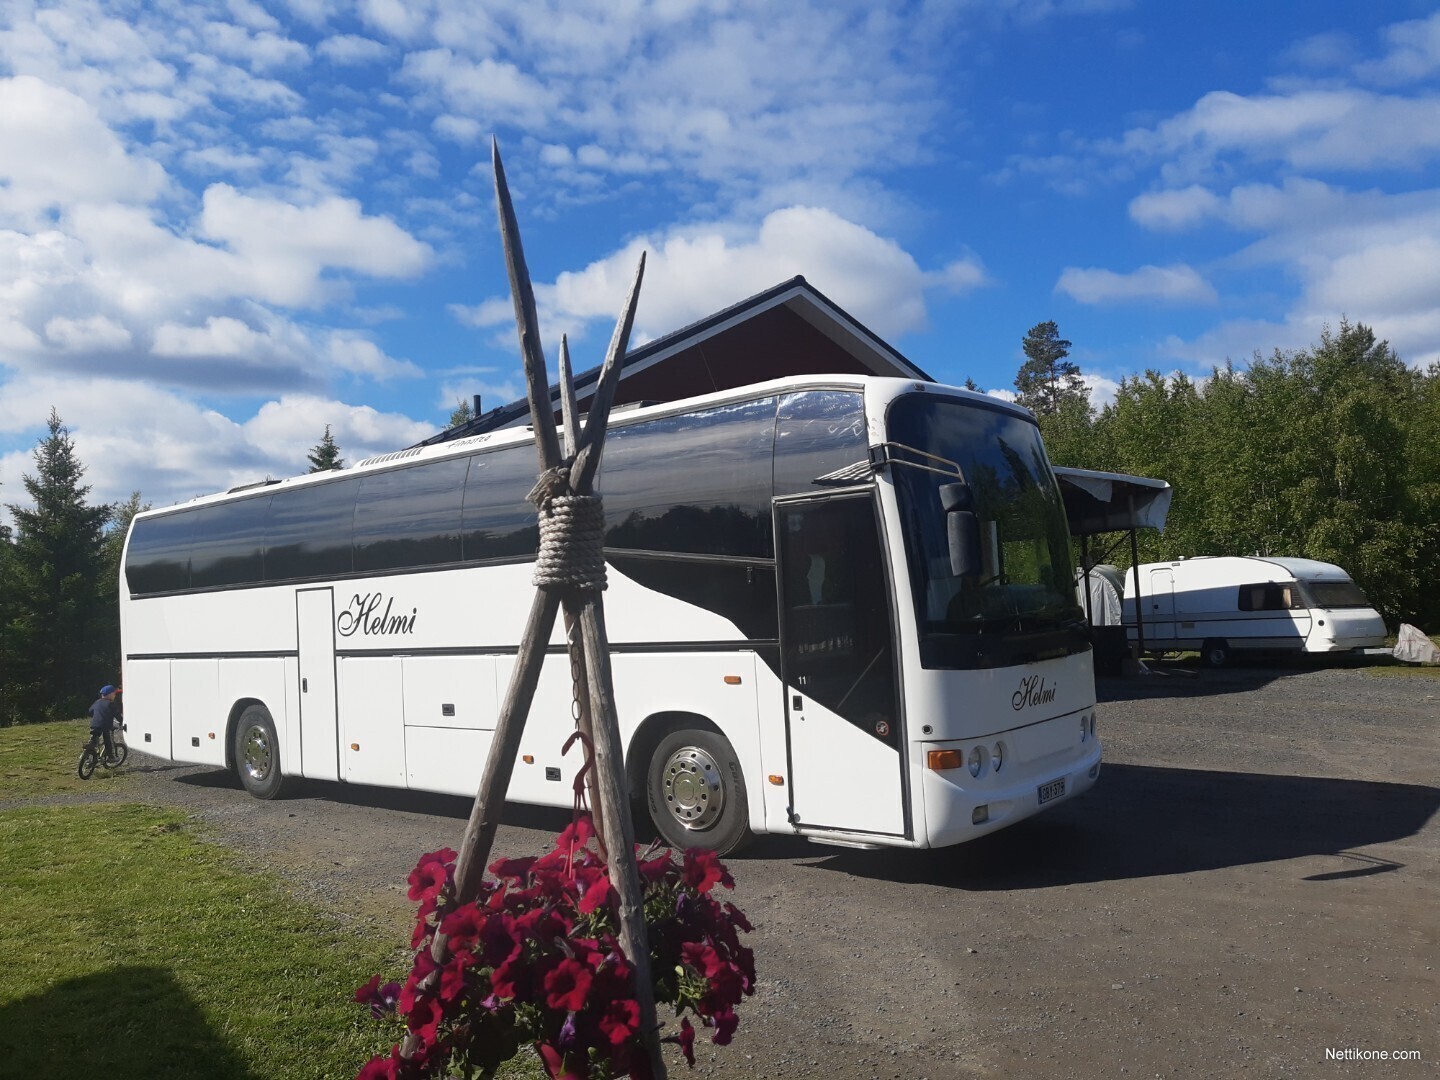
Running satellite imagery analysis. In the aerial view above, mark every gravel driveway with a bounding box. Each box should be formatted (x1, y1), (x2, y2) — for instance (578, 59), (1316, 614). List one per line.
(60, 662), (1440, 1079)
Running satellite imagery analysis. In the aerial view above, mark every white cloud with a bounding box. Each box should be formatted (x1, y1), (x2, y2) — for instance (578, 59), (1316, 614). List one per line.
(0, 375), (434, 521)
(1121, 88), (1440, 174)
(0, 76), (168, 222)
(1056, 264), (1218, 306)
(1128, 185), (1224, 230)
(1357, 11), (1440, 86)
(463, 206), (972, 347)
(44, 314), (132, 353)
(198, 184), (433, 303)
(318, 34), (389, 65)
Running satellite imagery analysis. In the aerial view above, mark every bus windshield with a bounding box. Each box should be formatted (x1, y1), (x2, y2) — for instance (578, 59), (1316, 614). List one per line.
(887, 394), (1084, 668)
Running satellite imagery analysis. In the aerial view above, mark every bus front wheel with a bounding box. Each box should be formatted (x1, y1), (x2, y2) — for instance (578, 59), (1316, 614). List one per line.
(234, 704), (287, 800)
(646, 728), (752, 856)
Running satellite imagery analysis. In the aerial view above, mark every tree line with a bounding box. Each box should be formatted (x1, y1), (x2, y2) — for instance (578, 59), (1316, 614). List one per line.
(0, 419), (355, 725)
(1015, 319), (1440, 630)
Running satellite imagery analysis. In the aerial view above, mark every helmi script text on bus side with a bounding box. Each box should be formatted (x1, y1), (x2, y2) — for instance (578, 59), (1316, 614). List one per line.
(337, 592), (418, 637)
(1012, 675), (1057, 710)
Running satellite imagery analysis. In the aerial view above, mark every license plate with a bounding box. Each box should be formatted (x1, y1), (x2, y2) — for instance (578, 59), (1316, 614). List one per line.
(1037, 778), (1066, 804)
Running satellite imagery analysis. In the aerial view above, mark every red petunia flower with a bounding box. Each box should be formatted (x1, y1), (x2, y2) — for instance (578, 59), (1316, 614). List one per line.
(355, 1045), (401, 1080)
(542, 958), (594, 1013)
(407, 859), (449, 905)
(711, 1007), (739, 1046)
(598, 998), (641, 1046)
(536, 1042), (588, 1080)
(672, 1017), (697, 1066)
(406, 995), (445, 1048)
(439, 904), (487, 953)
(681, 848), (734, 894)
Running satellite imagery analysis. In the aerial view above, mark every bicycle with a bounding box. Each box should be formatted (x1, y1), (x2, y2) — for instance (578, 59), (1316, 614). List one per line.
(78, 720), (128, 779)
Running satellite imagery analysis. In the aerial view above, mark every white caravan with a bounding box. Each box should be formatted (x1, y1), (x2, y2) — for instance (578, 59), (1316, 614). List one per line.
(1121, 556), (1386, 667)
(120, 375), (1102, 854)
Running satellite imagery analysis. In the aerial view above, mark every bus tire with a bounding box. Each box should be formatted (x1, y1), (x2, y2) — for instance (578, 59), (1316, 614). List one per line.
(646, 728), (752, 856)
(1201, 639), (1230, 669)
(234, 704), (287, 800)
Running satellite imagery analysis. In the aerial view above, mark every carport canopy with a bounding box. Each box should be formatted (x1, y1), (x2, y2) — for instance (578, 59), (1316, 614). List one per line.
(1053, 466), (1172, 537)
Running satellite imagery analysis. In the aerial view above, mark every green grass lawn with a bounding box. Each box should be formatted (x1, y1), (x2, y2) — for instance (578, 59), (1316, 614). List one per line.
(0, 802), (404, 1079)
(0, 718), (131, 800)
(0, 721), (546, 1080)
(0, 719), (407, 1078)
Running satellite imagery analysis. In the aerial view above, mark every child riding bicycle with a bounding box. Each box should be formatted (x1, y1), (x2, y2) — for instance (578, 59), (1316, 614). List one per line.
(87, 684), (123, 761)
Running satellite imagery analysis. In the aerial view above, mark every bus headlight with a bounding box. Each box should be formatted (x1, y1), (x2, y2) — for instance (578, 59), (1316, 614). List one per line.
(1089, 714), (1097, 739)
(992, 741), (1005, 773)
(968, 746), (986, 777)
(1080, 714), (1089, 742)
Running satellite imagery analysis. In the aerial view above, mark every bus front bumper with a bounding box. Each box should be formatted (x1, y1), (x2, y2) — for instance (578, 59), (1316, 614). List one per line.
(919, 741), (1103, 849)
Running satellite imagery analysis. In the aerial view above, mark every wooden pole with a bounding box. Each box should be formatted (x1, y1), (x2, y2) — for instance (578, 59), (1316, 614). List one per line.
(403, 140), (665, 1078)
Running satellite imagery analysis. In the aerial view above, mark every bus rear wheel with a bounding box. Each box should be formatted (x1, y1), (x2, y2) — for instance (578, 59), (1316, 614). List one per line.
(646, 728), (752, 856)
(234, 704), (287, 800)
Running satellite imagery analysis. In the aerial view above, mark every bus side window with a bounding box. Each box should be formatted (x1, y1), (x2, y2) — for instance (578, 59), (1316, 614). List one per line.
(461, 446), (541, 562)
(190, 497), (269, 588)
(265, 480), (356, 582)
(355, 457), (467, 571)
(126, 511), (196, 595)
(773, 390), (867, 496)
(601, 397), (776, 558)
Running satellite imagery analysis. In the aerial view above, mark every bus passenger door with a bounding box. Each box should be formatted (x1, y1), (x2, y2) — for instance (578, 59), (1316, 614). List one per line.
(777, 494), (905, 837)
(296, 588), (340, 781)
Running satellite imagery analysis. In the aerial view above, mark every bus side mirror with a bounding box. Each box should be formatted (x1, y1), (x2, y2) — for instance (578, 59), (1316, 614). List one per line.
(948, 511), (981, 578)
(939, 482), (973, 512)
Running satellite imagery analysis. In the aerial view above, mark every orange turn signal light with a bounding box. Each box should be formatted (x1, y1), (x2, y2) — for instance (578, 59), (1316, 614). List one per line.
(768, 774), (784, 786)
(927, 749), (964, 771)
(522, 755), (535, 764)
(350, 742), (360, 751)
(207, 732), (216, 740)
(723, 675), (742, 685)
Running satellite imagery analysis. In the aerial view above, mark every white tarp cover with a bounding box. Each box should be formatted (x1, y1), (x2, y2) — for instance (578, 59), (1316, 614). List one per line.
(1393, 624), (1440, 664)
(1076, 564), (1124, 626)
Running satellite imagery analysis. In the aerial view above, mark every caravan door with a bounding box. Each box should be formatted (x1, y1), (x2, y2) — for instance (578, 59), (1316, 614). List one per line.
(1147, 567), (1176, 643)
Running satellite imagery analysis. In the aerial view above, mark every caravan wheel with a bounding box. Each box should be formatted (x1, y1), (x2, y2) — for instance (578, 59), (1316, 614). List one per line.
(1201, 639), (1230, 669)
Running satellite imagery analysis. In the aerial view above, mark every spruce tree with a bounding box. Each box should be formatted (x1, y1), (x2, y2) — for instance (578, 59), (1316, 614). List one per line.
(449, 397), (476, 429)
(308, 425), (345, 472)
(1015, 321), (1088, 417)
(5, 409), (113, 721)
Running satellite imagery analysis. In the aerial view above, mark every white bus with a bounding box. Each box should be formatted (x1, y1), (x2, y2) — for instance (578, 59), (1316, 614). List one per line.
(120, 375), (1101, 854)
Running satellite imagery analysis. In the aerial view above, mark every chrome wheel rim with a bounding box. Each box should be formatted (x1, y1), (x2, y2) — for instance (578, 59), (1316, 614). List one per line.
(242, 724), (272, 782)
(660, 746), (725, 831)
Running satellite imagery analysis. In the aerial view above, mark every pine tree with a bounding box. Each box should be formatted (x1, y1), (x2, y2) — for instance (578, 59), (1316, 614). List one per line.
(449, 398), (476, 429)
(1015, 321), (1088, 417)
(5, 409), (113, 722)
(308, 425), (344, 472)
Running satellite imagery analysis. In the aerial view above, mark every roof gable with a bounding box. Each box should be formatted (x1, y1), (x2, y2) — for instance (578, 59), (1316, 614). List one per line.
(419, 276), (931, 444)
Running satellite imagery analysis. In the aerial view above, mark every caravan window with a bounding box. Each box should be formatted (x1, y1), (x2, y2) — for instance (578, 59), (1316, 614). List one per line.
(1302, 581), (1371, 609)
(1238, 583), (1303, 611)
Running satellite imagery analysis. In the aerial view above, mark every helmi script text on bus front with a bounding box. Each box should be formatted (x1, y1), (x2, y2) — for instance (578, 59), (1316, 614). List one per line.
(337, 592), (418, 637)
(1013, 675), (1057, 710)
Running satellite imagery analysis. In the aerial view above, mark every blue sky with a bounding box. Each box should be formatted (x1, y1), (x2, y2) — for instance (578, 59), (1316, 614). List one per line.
(3, 1), (1439, 520)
